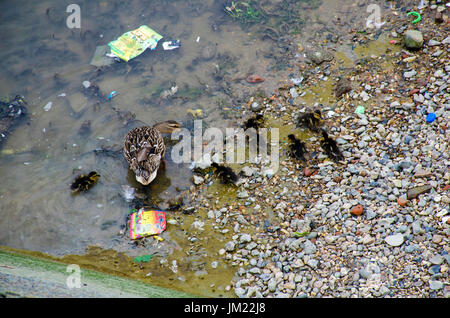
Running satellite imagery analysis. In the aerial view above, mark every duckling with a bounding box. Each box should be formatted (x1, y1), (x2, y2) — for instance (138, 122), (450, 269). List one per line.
(287, 134), (308, 161)
(211, 162), (239, 184)
(296, 110), (323, 132)
(71, 171), (100, 192)
(123, 120), (181, 185)
(319, 129), (344, 162)
(242, 114), (264, 131)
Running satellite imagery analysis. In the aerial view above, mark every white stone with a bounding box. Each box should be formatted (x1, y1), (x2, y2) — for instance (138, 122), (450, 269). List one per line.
(385, 234), (404, 246)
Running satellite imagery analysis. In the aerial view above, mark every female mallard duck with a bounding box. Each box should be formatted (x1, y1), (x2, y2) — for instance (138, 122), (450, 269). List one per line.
(123, 120), (181, 185)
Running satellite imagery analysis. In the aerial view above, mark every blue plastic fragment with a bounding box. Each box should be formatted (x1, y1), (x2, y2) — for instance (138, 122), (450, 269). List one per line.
(426, 113), (436, 123)
(107, 91), (117, 100)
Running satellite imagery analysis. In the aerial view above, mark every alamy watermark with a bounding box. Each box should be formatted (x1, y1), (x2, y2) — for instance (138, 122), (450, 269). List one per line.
(170, 120), (280, 173)
(66, 4), (81, 29)
(66, 264), (81, 289)
(366, 4), (385, 29)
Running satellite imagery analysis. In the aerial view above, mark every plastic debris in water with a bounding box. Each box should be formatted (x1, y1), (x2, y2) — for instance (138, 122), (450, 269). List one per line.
(133, 254), (154, 263)
(121, 185), (135, 202)
(90, 45), (115, 67)
(290, 87), (298, 98)
(128, 208), (166, 239)
(246, 74), (264, 83)
(291, 77), (304, 86)
(108, 25), (162, 62)
(107, 91), (117, 100)
(162, 40), (181, 50)
(43, 101), (53, 112)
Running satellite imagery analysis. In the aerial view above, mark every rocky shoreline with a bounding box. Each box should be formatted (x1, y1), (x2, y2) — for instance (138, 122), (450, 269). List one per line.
(184, 1), (449, 298)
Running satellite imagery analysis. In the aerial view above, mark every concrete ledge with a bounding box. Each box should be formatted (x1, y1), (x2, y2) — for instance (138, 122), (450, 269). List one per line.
(0, 249), (197, 298)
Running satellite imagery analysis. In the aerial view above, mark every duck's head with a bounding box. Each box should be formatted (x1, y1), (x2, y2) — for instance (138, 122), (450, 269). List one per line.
(135, 167), (158, 185)
(153, 120), (182, 134)
(313, 110), (322, 120)
(287, 134), (296, 142)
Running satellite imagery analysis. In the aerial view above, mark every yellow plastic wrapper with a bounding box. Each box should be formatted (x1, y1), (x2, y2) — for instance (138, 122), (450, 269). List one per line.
(108, 25), (163, 62)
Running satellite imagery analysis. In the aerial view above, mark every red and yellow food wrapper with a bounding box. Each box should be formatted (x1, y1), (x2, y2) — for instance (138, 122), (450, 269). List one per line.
(129, 208), (166, 239)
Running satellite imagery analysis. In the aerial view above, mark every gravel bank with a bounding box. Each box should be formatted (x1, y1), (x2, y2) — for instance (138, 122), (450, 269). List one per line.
(185, 1), (449, 298)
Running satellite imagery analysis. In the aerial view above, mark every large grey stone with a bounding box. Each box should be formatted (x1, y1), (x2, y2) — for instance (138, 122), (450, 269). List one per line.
(404, 30), (424, 49)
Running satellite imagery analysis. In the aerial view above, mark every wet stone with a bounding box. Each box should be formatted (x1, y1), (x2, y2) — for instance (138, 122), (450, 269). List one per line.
(404, 30), (424, 49)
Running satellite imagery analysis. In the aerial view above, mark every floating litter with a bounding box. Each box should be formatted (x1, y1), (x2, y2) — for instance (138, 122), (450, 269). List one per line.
(108, 25), (162, 62)
(129, 208), (166, 239)
(43, 102), (53, 112)
(107, 91), (117, 100)
(162, 40), (181, 50)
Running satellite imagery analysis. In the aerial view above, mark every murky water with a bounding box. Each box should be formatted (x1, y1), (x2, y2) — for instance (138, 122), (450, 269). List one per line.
(0, 0), (392, 296)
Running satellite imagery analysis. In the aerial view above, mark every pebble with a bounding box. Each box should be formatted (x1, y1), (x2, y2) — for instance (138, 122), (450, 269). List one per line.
(404, 70), (417, 78)
(429, 255), (444, 265)
(350, 204), (364, 216)
(193, 175), (204, 185)
(307, 259), (319, 268)
(239, 234), (252, 244)
(397, 196), (408, 207)
(427, 40), (441, 47)
(240, 166), (255, 177)
(250, 102), (262, 112)
(237, 190), (249, 199)
(224, 241), (236, 252)
(407, 185), (432, 200)
(429, 280), (444, 290)
(303, 240), (317, 255)
(385, 234), (404, 246)
(290, 88), (298, 98)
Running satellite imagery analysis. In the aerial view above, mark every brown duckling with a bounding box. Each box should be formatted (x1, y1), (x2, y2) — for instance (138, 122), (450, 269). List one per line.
(242, 114), (264, 131)
(296, 109), (323, 132)
(211, 162), (239, 184)
(287, 134), (308, 161)
(71, 171), (100, 192)
(319, 129), (344, 162)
